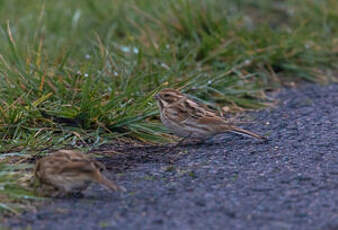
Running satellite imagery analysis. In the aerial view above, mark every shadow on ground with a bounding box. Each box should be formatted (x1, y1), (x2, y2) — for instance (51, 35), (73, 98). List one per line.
(3, 84), (338, 230)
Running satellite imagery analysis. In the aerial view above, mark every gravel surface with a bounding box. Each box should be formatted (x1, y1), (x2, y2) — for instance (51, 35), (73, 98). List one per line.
(2, 84), (338, 230)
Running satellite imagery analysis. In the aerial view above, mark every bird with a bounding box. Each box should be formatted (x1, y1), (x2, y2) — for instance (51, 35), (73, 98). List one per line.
(33, 149), (125, 197)
(154, 88), (267, 143)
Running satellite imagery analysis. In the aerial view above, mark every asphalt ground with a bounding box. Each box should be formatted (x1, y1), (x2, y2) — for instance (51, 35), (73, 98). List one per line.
(2, 84), (338, 230)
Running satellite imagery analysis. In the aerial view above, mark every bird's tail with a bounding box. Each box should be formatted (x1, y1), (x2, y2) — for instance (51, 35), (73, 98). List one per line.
(95, 173), (126, 192)
(229, 126), (267, 140)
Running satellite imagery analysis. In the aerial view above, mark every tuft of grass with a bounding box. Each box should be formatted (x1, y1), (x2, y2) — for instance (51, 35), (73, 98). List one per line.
(0, 0), (337, 215)
(0, 159), (41, 215)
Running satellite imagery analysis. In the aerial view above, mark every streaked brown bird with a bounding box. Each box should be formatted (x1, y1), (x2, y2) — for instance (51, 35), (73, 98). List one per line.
(154, 88), (267, 142)
(33, 150), (124, 197)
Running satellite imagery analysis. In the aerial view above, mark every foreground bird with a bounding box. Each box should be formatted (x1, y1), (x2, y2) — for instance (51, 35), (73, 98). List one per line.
(154, 88), (267, 142)
(33, 150), (124, 197)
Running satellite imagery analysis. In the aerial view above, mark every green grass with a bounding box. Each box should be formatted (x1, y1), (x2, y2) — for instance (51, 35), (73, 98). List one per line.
(0, 158), (40, 216)
(0, 0), (337, 214)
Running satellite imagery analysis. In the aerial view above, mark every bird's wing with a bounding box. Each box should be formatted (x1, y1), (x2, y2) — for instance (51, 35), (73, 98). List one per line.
(182, 98), (222, 123)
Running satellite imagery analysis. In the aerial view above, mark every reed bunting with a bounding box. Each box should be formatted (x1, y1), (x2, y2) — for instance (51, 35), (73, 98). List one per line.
(154, 88), (267, 142)
(33, 150), (125, 197)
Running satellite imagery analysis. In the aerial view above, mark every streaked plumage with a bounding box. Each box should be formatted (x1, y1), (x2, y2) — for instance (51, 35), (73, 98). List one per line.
(154, 88), (267, 141)
(33, 150), (124, 197)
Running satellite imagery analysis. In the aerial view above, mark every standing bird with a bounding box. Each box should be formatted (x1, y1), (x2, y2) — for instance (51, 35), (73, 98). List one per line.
(33, 150), (124, 197)
(154, 88), (267, 143)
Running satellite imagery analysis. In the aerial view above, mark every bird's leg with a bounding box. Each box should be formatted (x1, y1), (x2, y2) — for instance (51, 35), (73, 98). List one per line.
(164, 137), (188, 163)
(71, 192), (84, 198)
(198, 137), (210, 145)
(51, 190), (65, 198)
(175, 136), (189, 147)
(165, 135), (191, 156)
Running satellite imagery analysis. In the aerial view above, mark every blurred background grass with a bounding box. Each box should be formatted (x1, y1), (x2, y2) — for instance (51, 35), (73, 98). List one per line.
(0, 0), (337, 215)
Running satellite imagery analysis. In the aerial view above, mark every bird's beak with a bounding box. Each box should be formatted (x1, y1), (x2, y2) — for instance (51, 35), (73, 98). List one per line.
(154, 94), (159, 100)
